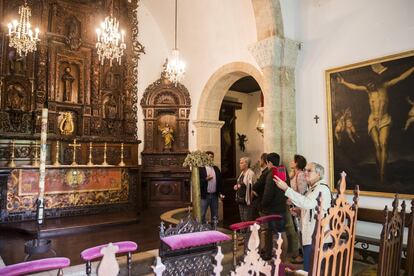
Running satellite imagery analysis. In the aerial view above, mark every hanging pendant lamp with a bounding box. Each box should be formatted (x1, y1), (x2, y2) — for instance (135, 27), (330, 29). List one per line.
(96, 0), (126, 66)
(7, 0), (40, 56)
(165, 0), (186, 85)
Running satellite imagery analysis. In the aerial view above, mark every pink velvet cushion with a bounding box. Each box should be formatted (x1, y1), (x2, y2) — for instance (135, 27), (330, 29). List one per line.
(80, 241), (138, 261)
(0, 257), (70, 276)
(278, 263), (287, 276)
(256, 214), (282, 224)
(161, 230), (230, 250)
(229, 221), (256, 231)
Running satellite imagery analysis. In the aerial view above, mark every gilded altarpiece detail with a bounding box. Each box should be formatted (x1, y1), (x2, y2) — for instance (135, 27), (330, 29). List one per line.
(0, 0), (145, 221)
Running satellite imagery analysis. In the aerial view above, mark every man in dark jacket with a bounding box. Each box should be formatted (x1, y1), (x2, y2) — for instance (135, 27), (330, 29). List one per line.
(252, 153), (268, 215)
(260, 152), (288, 261)
(199, 151), (223, 224)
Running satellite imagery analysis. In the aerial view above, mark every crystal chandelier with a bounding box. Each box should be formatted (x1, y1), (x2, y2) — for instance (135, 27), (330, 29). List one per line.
(96, 1), (126, 66)
(7, 1), (40, 57)
(165, 0), (186, 85)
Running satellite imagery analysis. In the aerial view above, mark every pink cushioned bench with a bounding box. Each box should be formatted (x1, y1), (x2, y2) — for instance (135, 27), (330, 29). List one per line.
(80, 241), (137, 276)
(255, 214), (282, 224)
(0, 257), (70, 276)
(161, 230), (230, 250)
(229, 221), (257, 267)
(256, 214), (283, 261)
(229, 221), (256, 231)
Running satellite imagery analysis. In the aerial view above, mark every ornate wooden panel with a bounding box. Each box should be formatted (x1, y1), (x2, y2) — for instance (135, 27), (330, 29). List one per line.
(0, 0), (144, 148)
(1, 166), (141, 222)
(141, 68), (191, 206)
(377, 195), (406, 276)
(0, 0), (144, 221)
(141, 68), (191, 153)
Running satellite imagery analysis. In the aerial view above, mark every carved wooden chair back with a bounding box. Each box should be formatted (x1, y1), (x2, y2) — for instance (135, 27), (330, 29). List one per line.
(309, 172), (359, 276)
(405, 200), (414, 276)
(377, 195), (406, 276)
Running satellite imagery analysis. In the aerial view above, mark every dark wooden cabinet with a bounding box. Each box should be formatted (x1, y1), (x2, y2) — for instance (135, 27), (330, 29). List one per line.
(140, 69), (191, 207)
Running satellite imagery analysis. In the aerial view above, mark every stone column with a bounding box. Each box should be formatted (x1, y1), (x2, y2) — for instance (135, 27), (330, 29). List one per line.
(249, 36), (300, 165)
(193, 120), (225, 168)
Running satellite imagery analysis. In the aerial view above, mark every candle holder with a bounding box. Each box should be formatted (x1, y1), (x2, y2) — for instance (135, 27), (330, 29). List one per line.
(87, 142), (94, 166)
(53, 141), (60, 166)
(102, 142), (108, 166)
(8, 140), (16, 168)
(69, 139), (81, 165)
(32, 141), (40, 167)
(118, 143), (125, 166)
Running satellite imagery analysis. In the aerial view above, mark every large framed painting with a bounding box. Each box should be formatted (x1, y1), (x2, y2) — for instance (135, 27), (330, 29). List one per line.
(326, 50), (414, 198)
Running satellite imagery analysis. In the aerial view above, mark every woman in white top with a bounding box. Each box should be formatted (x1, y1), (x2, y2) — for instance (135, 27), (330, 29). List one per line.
(274, 162), (332, 272)
(234, 157), (257, 221)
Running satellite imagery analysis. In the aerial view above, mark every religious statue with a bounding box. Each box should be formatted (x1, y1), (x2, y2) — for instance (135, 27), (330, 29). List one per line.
(65, 17), (82, 50)
(237, 133), (248, 152)
(62, 67), (75, 102)
(104, 95), (117, 119)
(59, 112), (75, 135)
(7, 84), (26, 111)
(104, 70), (120, 89)
(8, 49), (26, 75)
(158, 124), (174, 151)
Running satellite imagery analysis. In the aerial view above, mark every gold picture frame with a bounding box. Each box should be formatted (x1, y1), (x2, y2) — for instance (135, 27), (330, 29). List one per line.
(326, 50), (414, 198)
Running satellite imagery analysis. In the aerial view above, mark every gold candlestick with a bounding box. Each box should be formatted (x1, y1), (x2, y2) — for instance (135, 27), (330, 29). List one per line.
(118, 143), (125, 166)
(8, 140), (16, 168)
(87, 142), (94, 166)
(69, 139), (81, 165)
(53, 141), (60, 166)
(32, 140), (40, 167)
(102, 142), (108, 165)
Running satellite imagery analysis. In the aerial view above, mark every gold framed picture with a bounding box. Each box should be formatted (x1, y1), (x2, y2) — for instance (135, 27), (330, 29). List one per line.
(326, 50), (414, 198)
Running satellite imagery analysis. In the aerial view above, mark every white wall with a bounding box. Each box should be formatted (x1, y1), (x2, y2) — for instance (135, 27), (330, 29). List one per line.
(138, 0), (414, 239)
(294, 0), (414, 238)
(279, 0), (300, 41)
(226, 90), (264, 176)
(137, 4), (170, 163)
(139, 0), (259, 151)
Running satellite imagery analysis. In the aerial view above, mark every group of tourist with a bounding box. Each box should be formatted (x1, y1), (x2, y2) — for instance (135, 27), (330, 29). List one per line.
(233, 152), (332, 272)
(198, 150), (331, 272)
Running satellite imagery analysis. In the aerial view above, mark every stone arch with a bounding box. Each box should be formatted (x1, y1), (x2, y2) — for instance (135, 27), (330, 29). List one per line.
(194, 62), (264, 166)
(196, 62), (264, 121)
(251, 0), (284, 40)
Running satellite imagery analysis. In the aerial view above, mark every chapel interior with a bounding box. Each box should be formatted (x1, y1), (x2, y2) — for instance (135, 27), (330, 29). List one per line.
(0, 0), (414, 275)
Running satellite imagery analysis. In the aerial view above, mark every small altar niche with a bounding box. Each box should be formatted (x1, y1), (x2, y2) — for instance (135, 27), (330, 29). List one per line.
(140, 70), (191, 207)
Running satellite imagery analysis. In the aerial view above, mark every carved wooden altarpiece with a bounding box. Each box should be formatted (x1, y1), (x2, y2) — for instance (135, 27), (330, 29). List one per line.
(0, 0), (145, 222)
(140, 69), (191, 207)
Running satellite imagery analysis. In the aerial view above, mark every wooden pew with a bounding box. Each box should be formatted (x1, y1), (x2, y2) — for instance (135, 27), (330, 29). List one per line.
(355, 207), (410, 262)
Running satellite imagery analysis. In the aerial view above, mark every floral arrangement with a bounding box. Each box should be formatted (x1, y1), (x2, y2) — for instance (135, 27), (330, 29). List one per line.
(183, 150), (214, 168)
